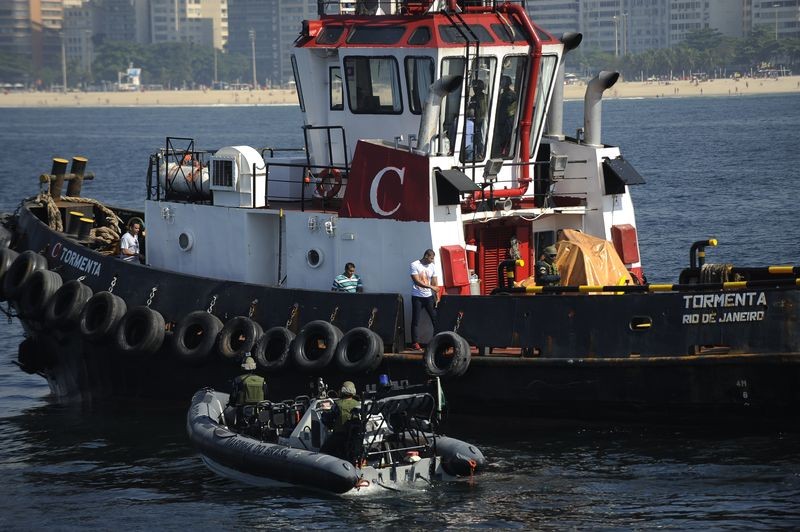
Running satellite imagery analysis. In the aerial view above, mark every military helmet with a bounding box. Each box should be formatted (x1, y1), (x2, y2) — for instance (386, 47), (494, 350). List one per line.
(340, 381), (356, 396)
(544, 245), (558, 257)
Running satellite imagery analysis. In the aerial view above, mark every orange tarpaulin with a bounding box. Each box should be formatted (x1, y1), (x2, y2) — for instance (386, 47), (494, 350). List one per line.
(520, 229), (633, 287)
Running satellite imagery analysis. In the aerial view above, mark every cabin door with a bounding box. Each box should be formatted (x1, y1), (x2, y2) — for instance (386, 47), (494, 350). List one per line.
(475, 222), (531, 294)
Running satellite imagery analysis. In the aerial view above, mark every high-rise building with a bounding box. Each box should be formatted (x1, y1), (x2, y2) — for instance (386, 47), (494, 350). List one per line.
(748, 0), (800, 40)
(148, 0), (228, 49)
(0, 0), (64, 73)
(63, 0), (95, 76)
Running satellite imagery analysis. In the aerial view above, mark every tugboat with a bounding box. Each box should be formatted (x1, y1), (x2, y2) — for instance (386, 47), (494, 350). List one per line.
(2, 1), (798, 422)
(187, 376), (484, 494)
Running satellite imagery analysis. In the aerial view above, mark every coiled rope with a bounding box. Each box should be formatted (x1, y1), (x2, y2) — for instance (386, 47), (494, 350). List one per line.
(30, 192), (122, 251)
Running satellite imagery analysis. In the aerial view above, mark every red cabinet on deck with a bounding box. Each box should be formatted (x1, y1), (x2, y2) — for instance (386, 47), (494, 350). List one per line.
(439, 245), (470, 295)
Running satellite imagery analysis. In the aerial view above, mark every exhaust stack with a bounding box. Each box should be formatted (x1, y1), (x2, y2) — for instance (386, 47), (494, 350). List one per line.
(583, 71), (619, 147)
(545, 32), (582, 140)
(417, 75), (463, 155)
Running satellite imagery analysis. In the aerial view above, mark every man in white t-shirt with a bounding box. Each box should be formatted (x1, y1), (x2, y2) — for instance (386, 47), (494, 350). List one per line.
(409, 249), (439, 351)
(119, 221), (141, 262)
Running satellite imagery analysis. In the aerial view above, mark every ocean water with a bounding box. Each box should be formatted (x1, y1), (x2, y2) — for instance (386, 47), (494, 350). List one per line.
(0, 95), (799, 529)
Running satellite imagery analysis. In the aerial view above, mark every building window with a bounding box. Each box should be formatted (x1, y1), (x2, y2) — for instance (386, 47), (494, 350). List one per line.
(344, 56), (402, 114)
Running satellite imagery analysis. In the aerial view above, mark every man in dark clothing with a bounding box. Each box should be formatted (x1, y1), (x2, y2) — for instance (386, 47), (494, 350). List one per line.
(535, 245), (561, 286)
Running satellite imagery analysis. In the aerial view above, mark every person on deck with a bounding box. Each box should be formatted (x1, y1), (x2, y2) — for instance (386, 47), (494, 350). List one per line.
(409, 249), (439, 351)
(535, 245), (561, 286)
(336, 381), (361, 429)
(230, 355), (268, 406)
(119, 220), (142, 263)
(331, 262), (364, 293)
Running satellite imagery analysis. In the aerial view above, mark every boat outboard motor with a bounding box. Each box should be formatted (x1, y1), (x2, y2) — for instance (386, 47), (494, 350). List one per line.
(545, 32), (583, 140)
(417, 75), (463, 155)
(583, 71), (620, 147)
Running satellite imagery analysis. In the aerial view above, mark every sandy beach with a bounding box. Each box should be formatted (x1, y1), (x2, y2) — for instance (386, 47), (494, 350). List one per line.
(1, 75), (798, 107)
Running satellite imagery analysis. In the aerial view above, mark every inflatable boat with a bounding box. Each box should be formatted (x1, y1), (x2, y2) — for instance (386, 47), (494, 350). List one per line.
(186, 378), (485, 494)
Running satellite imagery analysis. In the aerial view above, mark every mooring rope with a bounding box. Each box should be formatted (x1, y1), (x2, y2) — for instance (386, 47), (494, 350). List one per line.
(29, 192), (123, 250)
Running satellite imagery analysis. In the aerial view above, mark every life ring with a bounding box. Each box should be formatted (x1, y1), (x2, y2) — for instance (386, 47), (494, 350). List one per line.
(253, 326), (296, 371)
(170, 310), (223, 366)
(115, 306), (166, 355)
(18, 269), (63, 319)
(45, 279), (93, 328)
(315, 168), (343, 199)
(292, 320), (342, 373)
(423, 331), (471, 378)
(0, 248), (20, 301)
(217, 316), (263, 360)
(2, 250), (47, 302)
(79, 291), (127, 343)
(335, 327), (384, 374)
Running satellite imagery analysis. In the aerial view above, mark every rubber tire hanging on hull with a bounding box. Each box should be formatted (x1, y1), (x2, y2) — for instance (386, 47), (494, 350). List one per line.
(292, 320), (342, 373)
(115, 306), (166, 355)
(3, 250), (47, 301)
(18, 269), (63, 319)
(423, 331), (471, 378)
(253, 326), (295, 371)
(217, 316), (263, 361)
(45, 280), (93, 328)
(79, 291), (127, 343)
(0, 248), (19, 301)
(170, 310), (224, 366)
(335, 327), (384, 374)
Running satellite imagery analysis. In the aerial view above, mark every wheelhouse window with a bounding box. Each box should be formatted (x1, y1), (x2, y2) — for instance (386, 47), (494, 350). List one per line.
(491, 55), (527, 159)
(291, 55), (305, 112)
(405, 56), (434, 115)
(330, 66), (343, 111)
(440, 57), (465, 155)
(347, 26), (406, 44)
(529, 55), (559, 158)
(461, 57), (496, 163)
(491, 21), (526, 43)
(317, 25), (344, 45)
(438, 24), (495, 44)
(344, 56), (402, 115)
(408, 26), (431, 45)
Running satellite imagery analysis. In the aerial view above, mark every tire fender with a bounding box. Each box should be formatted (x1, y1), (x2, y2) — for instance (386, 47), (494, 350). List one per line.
(217, 316), (263, 360)
(45, 280), (93, 328)
(335, 327), (384, 374)
(292, 320), (342, 373)
(3, 250), (47, 302)
(170, 310), (223, 365)
(18, 269), (63, 319)
(0, 248), (19, 301)
(115, 306), (166, 355)
(79, 291), (127, 343)
(424, 331), (471, 378)
(254, 326), (295, 371)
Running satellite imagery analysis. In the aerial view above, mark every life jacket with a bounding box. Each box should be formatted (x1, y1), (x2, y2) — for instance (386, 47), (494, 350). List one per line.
(234, 373), (265, 405)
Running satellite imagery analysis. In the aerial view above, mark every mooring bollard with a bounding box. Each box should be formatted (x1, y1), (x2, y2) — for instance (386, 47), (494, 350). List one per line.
(66, 156), (88, 197)
(49, 158), (69, 198)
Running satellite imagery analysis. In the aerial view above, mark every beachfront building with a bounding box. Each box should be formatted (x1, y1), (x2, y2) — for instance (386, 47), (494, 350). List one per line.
(528, 0), (753, 55)
(747, 0), (800, 40)
(227, 0), (316, 87)
(148, 0), (228, 49)
(63, 0), (95, 77)
(0, 0), (63, 74)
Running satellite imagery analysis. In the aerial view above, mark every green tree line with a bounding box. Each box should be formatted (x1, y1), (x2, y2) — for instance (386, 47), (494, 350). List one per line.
(567, 27), (800, 80)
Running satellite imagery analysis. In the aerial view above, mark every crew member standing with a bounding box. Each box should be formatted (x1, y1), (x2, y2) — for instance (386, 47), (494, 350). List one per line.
(119, 220), (142, 262)
(409, 249), (439, 351)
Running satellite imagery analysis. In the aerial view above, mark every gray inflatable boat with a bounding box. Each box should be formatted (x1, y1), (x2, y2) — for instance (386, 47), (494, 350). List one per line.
(186, 379), (485, 494)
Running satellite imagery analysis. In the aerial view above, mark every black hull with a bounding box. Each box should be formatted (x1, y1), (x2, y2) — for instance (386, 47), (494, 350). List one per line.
(7, 204), (800, 423)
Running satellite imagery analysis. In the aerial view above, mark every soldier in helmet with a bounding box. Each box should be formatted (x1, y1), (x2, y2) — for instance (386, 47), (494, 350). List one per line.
(535, 245), (561, 286)
(230, 354), (268, 406)
(336, 381), (361, 429)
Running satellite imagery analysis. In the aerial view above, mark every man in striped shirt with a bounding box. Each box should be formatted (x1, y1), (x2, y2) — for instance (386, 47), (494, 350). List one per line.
(331, 262), (363, 293)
